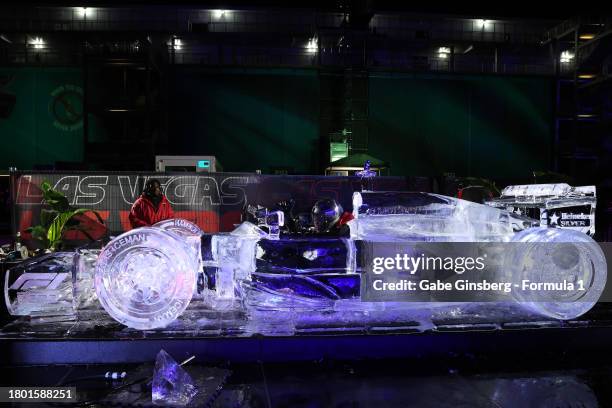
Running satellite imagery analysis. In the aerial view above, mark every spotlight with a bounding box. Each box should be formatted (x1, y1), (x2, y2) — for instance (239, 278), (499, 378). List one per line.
(560, 50), (574, 63)
(477, 19), (490, 30)
(438, 46), (451, 59)
(578, 74), (596, 79)
(213, 9), (229, 19)
(167, 38), (182, 50)
(306, 37), (318, 53)
(74, 7), (92, 18)
(29, 37), (44, 49)
(579, 34), (595, 40)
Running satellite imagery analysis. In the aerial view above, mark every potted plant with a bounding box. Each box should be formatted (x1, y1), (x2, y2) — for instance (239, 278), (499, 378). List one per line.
(27, 181), (106, 251)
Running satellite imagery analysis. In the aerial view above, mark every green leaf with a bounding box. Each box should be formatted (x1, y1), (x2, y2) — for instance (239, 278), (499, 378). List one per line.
(28, 225), (49, 247)
(40, 209), (58, 228)
(41, 180), (71, 212)
(47, 212), (74, 249)
(45, 195), (71, 212)
(47, 209), (103, 250)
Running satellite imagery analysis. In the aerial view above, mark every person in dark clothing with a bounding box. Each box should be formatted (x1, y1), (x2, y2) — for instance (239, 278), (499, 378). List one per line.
(128, 179), (174, 229)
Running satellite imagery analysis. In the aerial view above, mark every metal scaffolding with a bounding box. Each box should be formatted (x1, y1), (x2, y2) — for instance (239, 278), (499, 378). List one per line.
(0, 6), (557, 76)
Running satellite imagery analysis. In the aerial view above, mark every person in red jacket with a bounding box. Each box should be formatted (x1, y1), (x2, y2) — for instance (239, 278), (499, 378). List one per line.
(129, 179), (174, 229)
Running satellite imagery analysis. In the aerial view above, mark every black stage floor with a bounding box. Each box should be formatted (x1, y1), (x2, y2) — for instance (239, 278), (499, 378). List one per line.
(3, 304), (612, 406)
(4, 358), (612, 407)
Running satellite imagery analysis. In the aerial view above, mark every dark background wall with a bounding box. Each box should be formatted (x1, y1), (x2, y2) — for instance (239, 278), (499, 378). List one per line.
(0, 67), (553, 179)
(168, 67), (321, 174)
(369, 73), (554, 178)
(0, 67), (83, 170)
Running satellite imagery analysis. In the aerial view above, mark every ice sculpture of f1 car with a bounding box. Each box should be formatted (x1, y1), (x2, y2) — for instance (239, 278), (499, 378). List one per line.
(5, 186), (607, 331)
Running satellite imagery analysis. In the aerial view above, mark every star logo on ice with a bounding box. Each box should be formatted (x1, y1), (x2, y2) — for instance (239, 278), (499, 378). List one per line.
(550, 212), (559, 225)
(514, 208), (522, 215)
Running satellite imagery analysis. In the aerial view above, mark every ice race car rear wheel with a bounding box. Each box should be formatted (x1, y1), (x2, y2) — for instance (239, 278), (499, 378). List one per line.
(507, 227), (606, 320)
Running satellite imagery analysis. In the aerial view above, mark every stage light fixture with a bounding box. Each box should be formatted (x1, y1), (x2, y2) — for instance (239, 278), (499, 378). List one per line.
(477, 19), (490, 30)
(74, 7), (94, 19)
(213, 9), (230, 19)
(438, 46), (451, 59)
(167, 38), (182, 50)
(29, 37), (45, 49)
(306, 37), (318, 53)
(560, 50), (574, 63)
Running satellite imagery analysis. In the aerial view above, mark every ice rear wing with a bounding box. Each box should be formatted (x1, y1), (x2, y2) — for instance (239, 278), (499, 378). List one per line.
(350, 191), (537, 242)
(485, 183), (596, 236)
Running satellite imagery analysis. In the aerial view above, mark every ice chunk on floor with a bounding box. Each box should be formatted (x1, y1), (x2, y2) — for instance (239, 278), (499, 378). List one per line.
(152, 349), (198, 406)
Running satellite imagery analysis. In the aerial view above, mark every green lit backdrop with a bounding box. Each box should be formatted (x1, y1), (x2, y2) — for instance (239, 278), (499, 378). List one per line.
(0, 67), (83, 170)
(169, 67), (320, 174)
(0, 66), (553, 178)
(368, 73), (553, 178)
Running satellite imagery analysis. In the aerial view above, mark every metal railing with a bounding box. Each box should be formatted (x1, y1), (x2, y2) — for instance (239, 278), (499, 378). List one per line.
(0, 7), (339, 34)
(0, 7), (561, 76)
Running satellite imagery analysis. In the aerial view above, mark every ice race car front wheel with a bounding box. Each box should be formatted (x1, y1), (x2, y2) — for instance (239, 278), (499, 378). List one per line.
(94, 227), (198, 330)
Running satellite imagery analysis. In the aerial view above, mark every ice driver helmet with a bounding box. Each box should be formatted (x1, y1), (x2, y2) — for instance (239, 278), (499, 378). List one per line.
(312, 198), (343, 233)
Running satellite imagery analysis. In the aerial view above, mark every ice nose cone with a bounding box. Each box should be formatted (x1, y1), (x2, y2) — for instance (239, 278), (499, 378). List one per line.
(152, 349), (198, 406)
